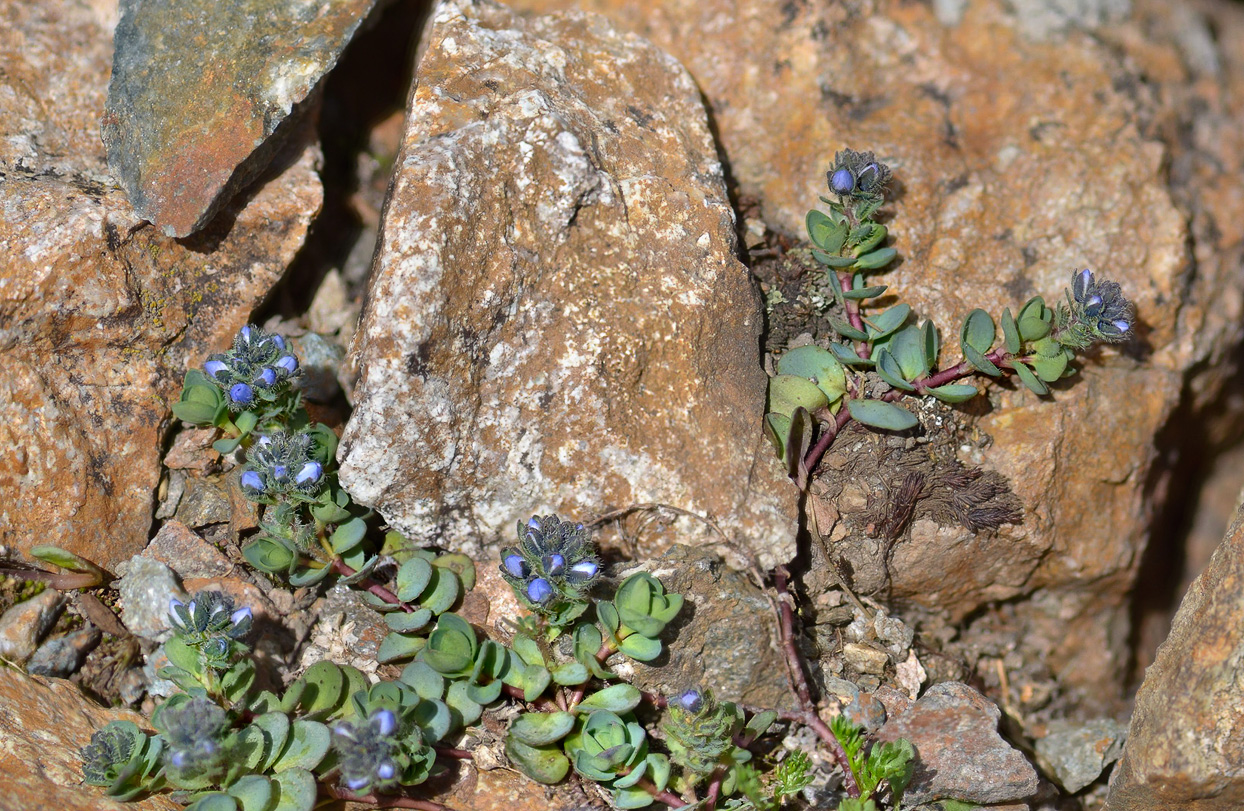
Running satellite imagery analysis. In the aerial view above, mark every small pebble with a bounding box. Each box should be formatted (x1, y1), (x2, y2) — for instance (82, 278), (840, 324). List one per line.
(27, 626), (102, 677)
(0, 589), (66, 663)
(116, 556), (185, 641)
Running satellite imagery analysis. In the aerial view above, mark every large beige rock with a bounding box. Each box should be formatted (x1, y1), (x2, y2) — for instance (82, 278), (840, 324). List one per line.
(503, 0), (1244, 708)
(0, 667), (179, 811)
(339, 0), (794, 568)
(1106, 503), (1244, 810)
(0, 0), (322, 571)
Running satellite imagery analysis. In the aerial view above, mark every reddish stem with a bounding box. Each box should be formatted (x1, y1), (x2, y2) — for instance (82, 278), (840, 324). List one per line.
(567, 640), (615, 707)
(634, 776), (686, 808)
(332, 558), (414, 613)
(838, 271), (872, 360)
(434, 745), (473, 760)
(501, 683), (559, 712)
(773, 567), (860, 798)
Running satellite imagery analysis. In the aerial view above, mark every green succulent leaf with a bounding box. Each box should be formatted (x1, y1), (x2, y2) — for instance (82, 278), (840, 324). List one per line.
(767, 374), (830, 418)
(396, 557), (434, 604)
(286, 564), (332, 587)
(550, 661), (591, 685)
(1017, 296), (1052, 341)
(962, 343), (1002, 376)
(1013, 360), (1049, 395)
(854, 223), (888, 254)
(242, 538), (296, 575)
(853, 247), (897, 270)
(807, 210), (849, 254)
(446, 679), (483, 727)
(830, 341), (874, 367)
(842, 284), (887, 301)
(418, 566), (461, 615)
(420, 613), (477, 676)
(399, 661), (445, 700)
(813, 250), (859, 268)
(614, 573), (683, 638)
(1032, 350), (1070, 382)
(384, 608), (434, 634)
(505, 736), (571, 785)
(213, 436), (243, 455)
(510, 712), (577, 747)
(961, 309), (997, 354)
(847, 399), (918, 431)
(888, 324), (929, 380)
(618, 633), (662, 662)
(926, 383), (979, 403)
(226, 775), (274, 811)
(376, 632), (426, 664)
(328, 517), (367, 555)
(776, 345), (846, 404)
(574, 683), (642, 714)
(922, 320), (940, 370)
(433, 553), (477, 591)
(829, 316), (869, 342)
(865, 303), (911, 340)
(163, 636), (201, 675)
(271, 768), (317, 811)
(875, 349), (916, 391)
(299, 661), (345, 717)
(186, 794), (238, 811)
(1001, 307), (1022, 354)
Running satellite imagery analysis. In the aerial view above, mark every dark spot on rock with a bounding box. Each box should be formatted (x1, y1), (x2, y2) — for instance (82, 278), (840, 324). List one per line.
(1020, 246), (1038, 267)
(780, 0), (803, 26)
(941, 173), (970, 195)
(918, 83), (952, 108)
(627, 105), (655, 131)
(484, 79), (499, 91)
(406, 341), (431, 380)
(1003, 272), (1033, 301)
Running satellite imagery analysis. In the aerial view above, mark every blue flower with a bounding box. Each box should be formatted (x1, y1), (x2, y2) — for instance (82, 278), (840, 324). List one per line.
(240, 471), (265, 492)
(271, 334), (286, 350)
(230, 606), (252, 628)
(676, 689), (704, 713)
(527, 578), (553, 603)
(256, 367), (277, 387)
(372, 709), (397, 737)
(503, 554), (528, 579)
(229, 382), (254, 406)
(204, 359), (228, 378)
(295, 461), (323, 486)
(829, 167), (856, 196)
(275, 355), (298, 374)
(545, 554), (565, 575)
(569, 560), (599, 580)
(239, 325), (253, 343)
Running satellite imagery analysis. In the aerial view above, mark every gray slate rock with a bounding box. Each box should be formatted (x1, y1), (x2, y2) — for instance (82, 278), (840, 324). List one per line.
(1037, 718), (1126, 793)
(0, 590), (66, 664)
(877, 681), (1038, 804)
(116, 555), (186, 641)
(102, 0), (382, 236)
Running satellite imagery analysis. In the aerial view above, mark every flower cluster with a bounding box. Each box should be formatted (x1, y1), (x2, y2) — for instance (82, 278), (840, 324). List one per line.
(663, 688), (741, 777)
(168, 590), (252, 671)
(154, 697), (231, 782)
(240, 430), (326, 500)
(331, 709), (402, 794)
(202, 325), (300, 411)
(1057, 268), (1135, 348)
(499, 515), (600, 626)
(827, 148), (892, 203)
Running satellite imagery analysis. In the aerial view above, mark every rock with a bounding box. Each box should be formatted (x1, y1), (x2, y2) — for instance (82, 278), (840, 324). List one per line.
(297, 584), (391, 679)
(503, 0), (1244, 710)
(618, 546), (796, 711)
(0, 589), (66, 663)
(877, 682), (1038, 805)
(115, 556), (184, 641)
(1036, 717), (1126, 793)
(1105, 505), (1244, 810)
(162, 428), (219, 472)
(0, 0), (322, 573)
(0, 667), (179, 810)
(27, 626), (103, 678)
(143, 520), (233, 579)
(338, 0), (794, 570)
(102, 0), (379, 237)
(842, 642), (890, 676)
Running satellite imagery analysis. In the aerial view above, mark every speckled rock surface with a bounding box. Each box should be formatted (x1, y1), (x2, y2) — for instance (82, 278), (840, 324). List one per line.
(0, 0), (322, 572)
(1105, 504), (1244, 811)
(102, 0), (379, 236)
(143, 520), (234, 579)
(1037, 717), (1126, 793)
(0, 667), (179, 810)
(620, 545), (797, 711)
(27, 626), (102, 678)
(0, 589), (66, 663)
(505, 0), (1244, 709)
(877, 681), (1039, 804)
(116, 556), (185, 641)
(339, 0), (794, 568)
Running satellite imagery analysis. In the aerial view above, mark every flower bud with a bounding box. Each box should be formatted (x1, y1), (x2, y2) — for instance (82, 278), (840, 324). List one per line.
(204, 359), (228, 378)
(271, 334), (286, 350)
(272, 464), (289, 481)
(527, 578), (553, 603)
(545, 554), (565, 575)
(376, 761), (396, 780)
(275, 355), (298, 374)
(676, 689), (704, 713)
(372, 709), (397, 737)
(229, 382), (254, 405)
(344, 775), (370, 791)
(240, 470), (264, 492)
(569, 560), (599, 580)
(829, 167), (855, 196)
(230, 606), (252, 627)
(239, 325), (253, 343)
(295, 461), (323, 485)
(503, 554), (528, 579)
(256, 367), (277, 387)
